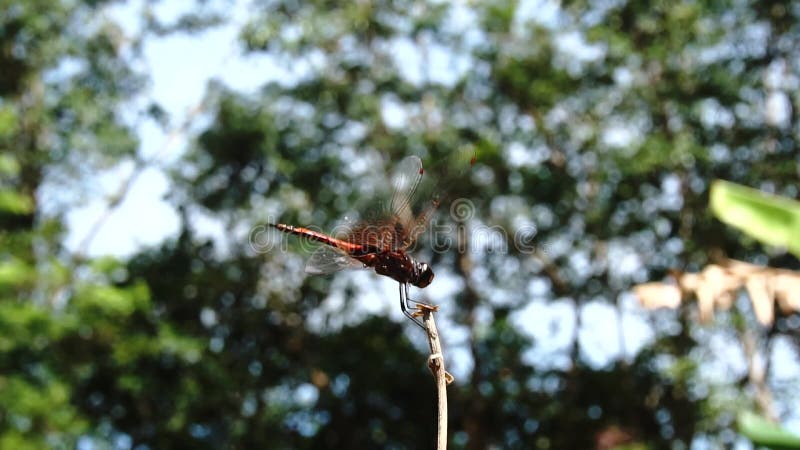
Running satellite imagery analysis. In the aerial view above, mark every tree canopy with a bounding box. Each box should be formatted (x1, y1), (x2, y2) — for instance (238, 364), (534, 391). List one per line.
(1, 0), (799, 449)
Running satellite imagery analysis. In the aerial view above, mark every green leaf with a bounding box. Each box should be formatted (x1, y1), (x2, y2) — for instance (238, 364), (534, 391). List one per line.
(738, 411), (800, 449)
(0, 259), (35, 291)
(0, 376), (87, 445)
(0, 154), (20, 176)
(0, 303), (56, 352)
(710, 180), (800, 257)
(0, 105), (18, 138)
(72, 281), (151, 318)
(0, 190), (33, 215)
(155, 323), (204, 364)
(110, 324), (203, 366)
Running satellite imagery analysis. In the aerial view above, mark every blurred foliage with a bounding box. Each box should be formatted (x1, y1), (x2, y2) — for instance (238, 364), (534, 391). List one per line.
(1, 0), (800, 449)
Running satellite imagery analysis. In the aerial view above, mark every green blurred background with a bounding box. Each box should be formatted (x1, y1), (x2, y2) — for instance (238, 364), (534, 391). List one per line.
(1, 0), (799, 449)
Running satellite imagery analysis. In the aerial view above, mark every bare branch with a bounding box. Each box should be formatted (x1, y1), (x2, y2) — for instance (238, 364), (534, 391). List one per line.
(420, 306), (453, 450)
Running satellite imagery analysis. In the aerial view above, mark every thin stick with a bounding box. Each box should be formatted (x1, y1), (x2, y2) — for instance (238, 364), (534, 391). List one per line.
(420, 306), (453, 450)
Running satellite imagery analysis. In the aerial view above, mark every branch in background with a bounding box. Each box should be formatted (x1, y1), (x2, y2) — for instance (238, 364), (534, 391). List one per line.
(72, 15), (247, 259)
(75, 98), (207, 259)
(738, 327), (778, 421)
(455, 221), (488, 450)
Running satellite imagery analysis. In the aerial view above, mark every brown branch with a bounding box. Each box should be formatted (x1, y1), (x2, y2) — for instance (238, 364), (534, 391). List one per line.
(739, 326), (778, 421)
(420, 305), (453, 450)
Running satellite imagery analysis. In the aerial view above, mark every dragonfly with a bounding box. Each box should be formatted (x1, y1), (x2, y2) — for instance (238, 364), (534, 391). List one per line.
(271, 153), (474, 328)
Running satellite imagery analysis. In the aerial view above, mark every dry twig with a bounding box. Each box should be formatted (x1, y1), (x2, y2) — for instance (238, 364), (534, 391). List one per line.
(418, 304), (454, 450)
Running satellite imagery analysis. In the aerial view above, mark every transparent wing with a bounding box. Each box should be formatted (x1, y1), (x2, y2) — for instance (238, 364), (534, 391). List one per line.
(397, 149), (477, 249)
(399, 199), (438, 249)
(305, 245), (365, 275)
(387, 155), (424, 249)
(338, 156), (425, 252)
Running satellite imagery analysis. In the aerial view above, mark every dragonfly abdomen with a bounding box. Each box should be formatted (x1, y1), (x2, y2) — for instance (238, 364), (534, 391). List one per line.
(271, 223), (365, 254)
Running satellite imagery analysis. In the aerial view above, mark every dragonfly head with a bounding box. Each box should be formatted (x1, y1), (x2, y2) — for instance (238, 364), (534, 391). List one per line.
(413, 262), (434, 288)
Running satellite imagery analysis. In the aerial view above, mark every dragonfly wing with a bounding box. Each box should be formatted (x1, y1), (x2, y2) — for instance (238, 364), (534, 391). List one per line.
(396, 149), (476, 249)
(305, 245), (364, 275)
(400, 199), (438, 249)
(388, 155), (424, 247)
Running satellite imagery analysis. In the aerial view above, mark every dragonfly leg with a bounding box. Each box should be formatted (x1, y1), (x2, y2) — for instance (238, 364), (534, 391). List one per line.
(399, 283), (431, 329)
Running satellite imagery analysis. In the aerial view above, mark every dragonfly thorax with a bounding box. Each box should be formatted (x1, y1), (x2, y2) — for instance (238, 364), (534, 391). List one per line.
(362, 251), (434, 288)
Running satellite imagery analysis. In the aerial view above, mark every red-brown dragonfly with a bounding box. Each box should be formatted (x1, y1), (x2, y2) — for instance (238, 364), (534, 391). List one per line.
(271, 153), (473, 328)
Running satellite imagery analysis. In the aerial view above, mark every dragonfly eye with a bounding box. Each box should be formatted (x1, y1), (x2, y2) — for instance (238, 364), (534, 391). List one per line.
(414, 262), (434, 288)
